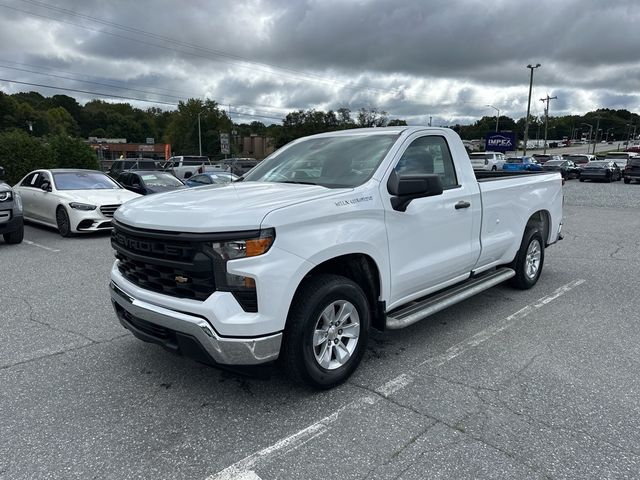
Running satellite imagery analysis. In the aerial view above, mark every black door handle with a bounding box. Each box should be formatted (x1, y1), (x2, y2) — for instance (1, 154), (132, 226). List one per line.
(455, 201), (471, 209)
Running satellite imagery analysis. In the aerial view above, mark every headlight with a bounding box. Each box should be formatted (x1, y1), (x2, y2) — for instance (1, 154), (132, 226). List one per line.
(210, 229), (275, 312)
(69, 202), (97, 211)
(0, 191), (12, 202)
(212, 229), (275, 260)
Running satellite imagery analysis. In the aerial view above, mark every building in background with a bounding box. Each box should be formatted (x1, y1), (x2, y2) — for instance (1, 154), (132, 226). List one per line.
(237, 134), (275, 159)
(87, 137), (170, 170)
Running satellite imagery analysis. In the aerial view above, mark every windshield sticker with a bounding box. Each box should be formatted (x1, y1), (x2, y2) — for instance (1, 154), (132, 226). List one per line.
(335, 195), (373, 207)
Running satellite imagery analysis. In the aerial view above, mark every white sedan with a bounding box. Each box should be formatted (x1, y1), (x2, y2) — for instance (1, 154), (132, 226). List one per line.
(15, 169), (141, 237)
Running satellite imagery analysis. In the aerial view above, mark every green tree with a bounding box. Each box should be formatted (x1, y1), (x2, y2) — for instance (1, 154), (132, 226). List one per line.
(47, 135), (99, 170)
(0, 130), (53, 184)
(46, 107), (78, 136)
(164, 99), (232, 157)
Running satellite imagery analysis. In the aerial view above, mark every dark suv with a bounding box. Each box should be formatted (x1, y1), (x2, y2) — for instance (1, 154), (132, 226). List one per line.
(623, 157), (640, 184)
(0, 166), (24, 244)
(107, 158), (162, 179)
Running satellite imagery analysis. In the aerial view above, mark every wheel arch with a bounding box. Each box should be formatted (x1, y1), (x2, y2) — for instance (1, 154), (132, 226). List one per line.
(288, 253), (386, 331)
(525, 209), (551, 246)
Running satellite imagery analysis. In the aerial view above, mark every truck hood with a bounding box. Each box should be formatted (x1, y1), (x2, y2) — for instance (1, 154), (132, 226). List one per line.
(114, 181), (347, 232)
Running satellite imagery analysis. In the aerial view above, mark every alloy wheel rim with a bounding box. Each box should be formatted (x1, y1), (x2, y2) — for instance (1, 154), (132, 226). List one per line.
(57, 209), (68, 234)
(313, 300), (360, 370)
(525, 239), (541, 280)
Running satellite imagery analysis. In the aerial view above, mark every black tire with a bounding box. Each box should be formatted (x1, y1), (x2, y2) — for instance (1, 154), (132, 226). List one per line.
(579, 178), (585, 182)
(624, 178), (631, 184)
(2, 220), (24, 244)
(606, 172), (612, 183)
(509, 227), (545, 290)
(56, 206), (73, 237)
(281, 274), (370, 389)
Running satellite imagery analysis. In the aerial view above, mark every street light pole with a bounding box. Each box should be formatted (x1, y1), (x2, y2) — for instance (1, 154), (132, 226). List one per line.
(523, 63), (541, 155)
(539, 94), (557, 154)
(486, 105), (500, 132)
(581, 123), (593, 154)
(197, 111), (203, 156)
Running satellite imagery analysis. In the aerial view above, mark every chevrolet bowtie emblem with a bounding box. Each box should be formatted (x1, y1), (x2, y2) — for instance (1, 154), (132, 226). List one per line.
(175, 275), (189, 284)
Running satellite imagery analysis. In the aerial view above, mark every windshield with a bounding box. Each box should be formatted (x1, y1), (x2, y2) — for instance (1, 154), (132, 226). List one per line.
(587, 161), (608, 167)
(470, 153), (493, 159)
(53, 172), (121, 190)
(140, 173), (183, 187)
(242, 134), (399, 188)
(545, 160), (565, 166)
(567, 155), (589, 164)
(210, 173), (238, 184)
(506, 158), (523, 164)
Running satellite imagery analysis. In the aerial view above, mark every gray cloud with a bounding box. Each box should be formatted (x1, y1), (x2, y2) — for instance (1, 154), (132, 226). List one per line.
(0, 0), (638, 125)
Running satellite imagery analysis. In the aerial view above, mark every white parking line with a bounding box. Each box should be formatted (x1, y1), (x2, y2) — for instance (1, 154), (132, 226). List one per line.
(23, 240), (60, 253)
(205, 278), (586, 480)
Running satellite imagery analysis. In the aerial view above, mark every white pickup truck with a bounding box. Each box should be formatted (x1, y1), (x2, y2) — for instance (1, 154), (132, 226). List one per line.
(110, 127), (563, 388)
(165, 156), (230, 179)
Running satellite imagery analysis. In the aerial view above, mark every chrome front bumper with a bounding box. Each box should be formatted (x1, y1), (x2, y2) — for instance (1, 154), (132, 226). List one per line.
(110, 282), (282, 365)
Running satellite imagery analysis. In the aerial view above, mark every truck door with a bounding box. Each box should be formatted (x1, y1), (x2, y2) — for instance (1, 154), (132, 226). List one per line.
(383, 134), (480, 306)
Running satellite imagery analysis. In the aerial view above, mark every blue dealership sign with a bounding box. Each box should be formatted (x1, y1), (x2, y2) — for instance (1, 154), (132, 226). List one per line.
(485, 132), (516, 152)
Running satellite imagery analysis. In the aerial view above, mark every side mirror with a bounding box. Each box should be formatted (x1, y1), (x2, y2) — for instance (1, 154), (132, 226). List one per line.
(41, 181), (52, 192)
(387, 172), (443, 212)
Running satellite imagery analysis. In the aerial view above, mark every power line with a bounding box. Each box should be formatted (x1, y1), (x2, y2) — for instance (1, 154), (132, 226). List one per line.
(4, 1), (402, 98)
(0, 77), (177, 105)
(0, 62), (295, 117)
(0, 77), (288, 122)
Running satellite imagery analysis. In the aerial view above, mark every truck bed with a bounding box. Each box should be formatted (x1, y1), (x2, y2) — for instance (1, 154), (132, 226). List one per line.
(474, 170), (554, 182)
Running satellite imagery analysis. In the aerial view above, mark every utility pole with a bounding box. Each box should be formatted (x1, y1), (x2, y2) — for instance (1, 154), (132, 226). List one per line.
(539, 95), (557, 154)
(592, 117), (600, 155)
(523, 63), (541, 155)
(581, 123), (593, 154)
(429, 116), (432, 127)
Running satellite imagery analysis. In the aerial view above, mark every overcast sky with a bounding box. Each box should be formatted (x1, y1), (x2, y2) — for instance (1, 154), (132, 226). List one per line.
(1, 0), (639, 126)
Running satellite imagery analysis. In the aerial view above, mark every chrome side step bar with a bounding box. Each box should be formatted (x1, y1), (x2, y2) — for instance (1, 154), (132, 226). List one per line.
(385, 267), (515, 330)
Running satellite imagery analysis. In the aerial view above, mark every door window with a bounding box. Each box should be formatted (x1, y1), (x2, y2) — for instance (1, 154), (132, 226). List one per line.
(395, 136), (458, 189)
(21, 172), (40, 187)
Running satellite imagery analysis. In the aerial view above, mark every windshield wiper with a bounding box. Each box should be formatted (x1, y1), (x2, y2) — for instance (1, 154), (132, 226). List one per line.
(277, 180), (318, 186)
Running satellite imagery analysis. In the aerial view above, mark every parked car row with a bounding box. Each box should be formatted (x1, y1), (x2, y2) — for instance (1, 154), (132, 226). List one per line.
(105, 156), (258, 180)
(469, 151), (640, 184)
(6, 165), (241, 238)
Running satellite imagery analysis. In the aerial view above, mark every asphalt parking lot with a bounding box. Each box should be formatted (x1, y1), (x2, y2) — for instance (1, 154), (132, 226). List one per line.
(1, 179), (640, 480)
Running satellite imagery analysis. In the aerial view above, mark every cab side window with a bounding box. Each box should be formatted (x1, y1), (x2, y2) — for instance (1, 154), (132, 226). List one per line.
(395, 136), (458, 189)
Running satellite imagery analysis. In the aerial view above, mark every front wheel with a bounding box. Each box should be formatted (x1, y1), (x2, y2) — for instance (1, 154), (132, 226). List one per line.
(3, 220), (24, 244)
(56, 206), (73, 237)
(281, 274), (370, 389)
(509, 227), (545, 290)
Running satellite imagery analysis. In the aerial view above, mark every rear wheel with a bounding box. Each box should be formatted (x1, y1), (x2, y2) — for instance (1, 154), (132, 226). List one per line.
(579, 178), (585, 182)
(56, 206), (73, 237)
(281, 274), (370, 389)
(606, 172), (612, 183)
(509, 227), (545, 290)
(3, 220), (23, 244)
(624, 178), (631, 184)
